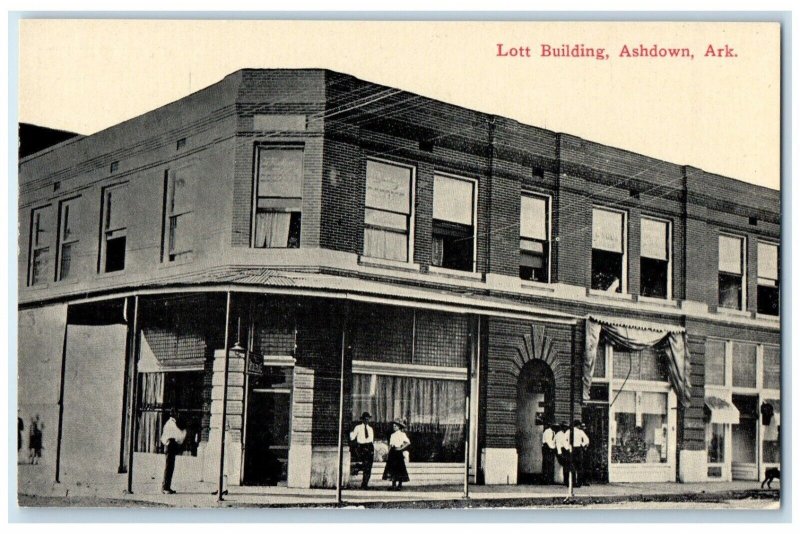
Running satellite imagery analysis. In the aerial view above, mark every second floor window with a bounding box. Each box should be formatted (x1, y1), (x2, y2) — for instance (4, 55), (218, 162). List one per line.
(432, 174), (476, 272)
(253, 146), (303, 249)
(363, 160), (413, 262)
(591, 207), (626, 293)
(164, 169), (194, 261)
(718, 234), (745, 310)
(28, 206), (52, 285)
(757, 242), (779, 315)
(640, 217), (671, 299)
(101, 183), (128, 273)
(57, 197), (80, 281)
(520, 194), (549, 282)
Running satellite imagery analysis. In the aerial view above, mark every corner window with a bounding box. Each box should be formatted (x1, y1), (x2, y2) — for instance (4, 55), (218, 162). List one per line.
(591, 208), (626, 293)
(520, 194), (550, 282)
(718, 234), (745, 310)
(640, 217), (671, 299)
(253, 146), (303, 249)
(432, 174), (476, 272)
(757, 242), (779, 315)
(163, 169), (194, 262)
(28, 206), (53, 285)
(363, 160), (413, 262)
(56, 197), (80, 281)
(100, 183), (128, 273)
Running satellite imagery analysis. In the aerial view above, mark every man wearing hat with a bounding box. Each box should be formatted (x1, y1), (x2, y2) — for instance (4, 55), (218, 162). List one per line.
(541, 421), (557, 484)
(349, 412), (375, 489)
(554, 421), (572, 486)
(571, 420), (590, 487)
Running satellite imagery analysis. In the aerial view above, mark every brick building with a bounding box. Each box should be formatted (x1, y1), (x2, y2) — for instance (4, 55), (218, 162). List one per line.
(17, 69), (780, 491)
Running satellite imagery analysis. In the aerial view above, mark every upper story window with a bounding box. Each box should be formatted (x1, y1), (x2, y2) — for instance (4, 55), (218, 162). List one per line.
(163, 168), (195, 262)
(363, 160), (414, 262)
(56, 197), (80, 281)
(253, 146), (303, 249)
(718, 234), (745, 310)
(591, 207), (626, 293)
(519, 193), (550, 282)
(431, 174), (476, 272)
(757, 242), (779, 316)
(100, 183), (128, 273)
(640, 217), (671, 299)
(28, 206), (52, 285)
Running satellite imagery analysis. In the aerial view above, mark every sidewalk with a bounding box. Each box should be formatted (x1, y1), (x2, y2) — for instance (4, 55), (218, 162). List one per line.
(18, 468), (781, 508)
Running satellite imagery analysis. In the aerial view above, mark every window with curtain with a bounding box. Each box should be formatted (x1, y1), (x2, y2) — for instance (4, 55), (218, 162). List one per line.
(28, 205), (53, 285)
(611, 390), (668, 464)
(431, 174), (475, 271)
(718, 234), (744, 310)
(101, 183), (128, 273)
(253, 147), (303, 248)
(640, 217), (670, 299)
(591, 208), (625, 293)
(731, 342), (757, 388)
(705, 340), (726, 386)
(757, 242), (779, 315)
(164, 168), (195, 261)
(57, 198), (80, 281)
(135, 371), (204, 456)
(762, 345), (780, 390)
(363, 160), (413, 262)
(520, 194), (549, 282)
(351, 373), (466, 463)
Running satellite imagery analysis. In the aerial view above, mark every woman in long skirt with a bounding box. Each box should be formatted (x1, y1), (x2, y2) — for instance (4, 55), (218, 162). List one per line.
(383, 419), (410, 490)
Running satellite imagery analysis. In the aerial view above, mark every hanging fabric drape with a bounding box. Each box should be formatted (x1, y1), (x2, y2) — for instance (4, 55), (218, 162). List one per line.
(583, 315), (692, 407)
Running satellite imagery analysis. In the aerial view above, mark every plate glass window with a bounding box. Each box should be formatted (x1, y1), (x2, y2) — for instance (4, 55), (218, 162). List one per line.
(101, 184), (128, 273)
(520, 194), (549, 282)
(718, 235), (745, 310)
(253, 147), (303, 249)
(28, 206), (52, 285)
(591, 208), (625, 293)
(640, 217), (670, 299)
(164, 169), (194, 261)
(57, 198), (80, 280)
(431, 175), (475, 271)
(363, 160), (413, 262)
(756, 242), (779, 315)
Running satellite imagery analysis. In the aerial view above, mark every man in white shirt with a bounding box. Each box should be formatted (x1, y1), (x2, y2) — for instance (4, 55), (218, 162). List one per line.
(541, 421), (557, 484)
(349, 411), (375, 489)
(554, 421), (572, 486)
(160, 408), (185, 494)
(571, 420), (590, 487)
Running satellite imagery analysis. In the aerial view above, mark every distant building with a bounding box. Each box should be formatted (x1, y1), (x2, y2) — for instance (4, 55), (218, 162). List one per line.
(18, 69), (780, 492)
(18, 123), (81, 159)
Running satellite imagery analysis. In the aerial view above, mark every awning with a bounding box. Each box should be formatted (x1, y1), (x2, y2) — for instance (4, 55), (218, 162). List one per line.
(583, 315), (692, 407)
(705, 396), (740, 424)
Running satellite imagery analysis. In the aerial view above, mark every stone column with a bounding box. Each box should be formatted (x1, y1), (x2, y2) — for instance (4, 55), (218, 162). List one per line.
(202, 349), (245, 485)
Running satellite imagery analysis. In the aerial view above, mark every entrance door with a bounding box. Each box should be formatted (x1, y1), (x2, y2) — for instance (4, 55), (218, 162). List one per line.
(516, 360), (554, 484)
(243, 367), (292, 485)
(732, 394), (758, 481)
(583, 384), (610, 484)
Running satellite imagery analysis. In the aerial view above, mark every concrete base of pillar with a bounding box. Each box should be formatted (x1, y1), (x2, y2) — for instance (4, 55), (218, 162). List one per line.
(482, 448), (518, 485)
(679, 449), (708, 483)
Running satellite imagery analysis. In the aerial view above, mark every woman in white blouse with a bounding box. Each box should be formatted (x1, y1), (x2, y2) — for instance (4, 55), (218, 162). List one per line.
(382, 419), (410, 490)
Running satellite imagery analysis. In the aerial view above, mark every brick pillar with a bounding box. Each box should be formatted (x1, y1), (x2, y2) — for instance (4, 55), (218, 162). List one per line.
(202, 349), (245, 485)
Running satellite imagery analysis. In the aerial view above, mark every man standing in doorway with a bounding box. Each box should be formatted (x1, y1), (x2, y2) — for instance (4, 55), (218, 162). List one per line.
(349, 411), (375, 489)
(160, 408), (185, 495)
(541, 421), (557, 484)
(571, 420), (590, 487)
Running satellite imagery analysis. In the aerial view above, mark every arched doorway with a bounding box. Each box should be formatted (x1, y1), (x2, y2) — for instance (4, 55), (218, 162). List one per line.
(516, 359), (555, 484)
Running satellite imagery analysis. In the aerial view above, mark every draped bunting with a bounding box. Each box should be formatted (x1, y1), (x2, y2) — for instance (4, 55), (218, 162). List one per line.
(583, 316), (692, 407)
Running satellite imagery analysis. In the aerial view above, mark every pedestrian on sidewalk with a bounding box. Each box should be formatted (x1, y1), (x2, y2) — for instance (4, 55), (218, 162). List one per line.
(160, 408), (186, 495)
(541, 421), (556, 484)
(383, 419), (410, 490)
(571, 420), (590, 487)
(349, 411), (375, 489)
(554, 421), (572, 486)
(29, 415), (43, 465)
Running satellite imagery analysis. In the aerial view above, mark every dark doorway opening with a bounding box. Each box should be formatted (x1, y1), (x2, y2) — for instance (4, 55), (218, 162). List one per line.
(243, 367), (292, 486)
(583, 383), (610, 484)
(516, 359), (555, 484)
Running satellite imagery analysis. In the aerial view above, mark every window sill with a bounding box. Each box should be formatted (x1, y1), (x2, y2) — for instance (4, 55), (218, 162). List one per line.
(358, 255), (420, 272)
(755, 313), (780, 322)
(588, 289), (633, 301)
(520, 280), (555, 293)
(637, 295), (678, 307)
(428, 265), (483, 281)
(715, 307), (751, 318)
(96, 270), (128, 280)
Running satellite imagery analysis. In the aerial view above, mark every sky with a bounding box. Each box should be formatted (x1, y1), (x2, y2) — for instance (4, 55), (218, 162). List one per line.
(18, 19), (780, 190)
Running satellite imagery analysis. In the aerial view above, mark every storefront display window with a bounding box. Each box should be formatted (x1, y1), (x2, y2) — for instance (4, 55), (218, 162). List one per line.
(706, 422), (725, 464)
(135, 371), (204, 456)
(351, 373), (466, 463)
(761, 398), (780, 464)
(611, 390), (668, 464)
